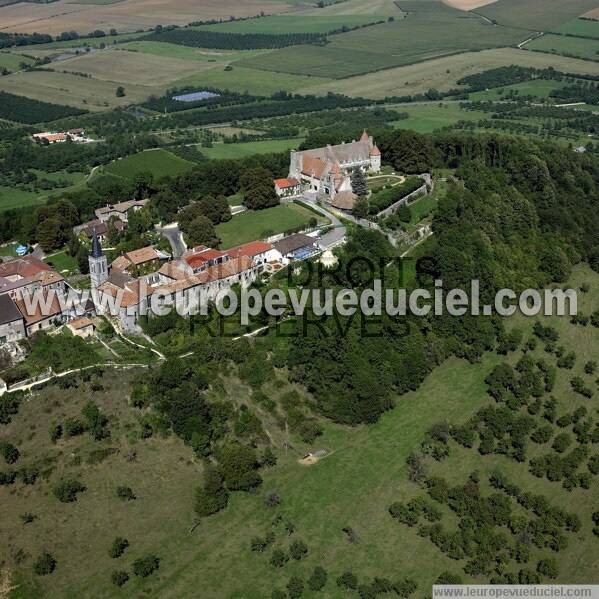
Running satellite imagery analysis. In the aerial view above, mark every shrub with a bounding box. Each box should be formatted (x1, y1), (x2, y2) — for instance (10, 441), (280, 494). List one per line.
(33, 552), (56, 576)
(337, 571), (358, 590)
(287, 575), (304, 599)
(289, 539), (308, 560)
(111, 570), (129, 587)
(49, 423), (63, 443)
(270, 549), (289, 568)
(109, 537), (129, 558)
(308, 566), (328, 591)
(116, 485), (136, 501)
(0, 441), (19, 464)
(53, 479), (86, 502)
(64, 417), (85, 437)
(132, 554), (160, 577)
(537, 558), (558, 579)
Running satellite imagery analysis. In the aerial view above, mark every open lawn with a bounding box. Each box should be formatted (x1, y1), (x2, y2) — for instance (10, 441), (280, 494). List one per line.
(0, 0), (296, 36)
(298, 47), (599, 98)
(303, 0), (403, 16)
(469, 79), (568, 101)
(172, 65), (330, 96)
(196, 14), (384, 34)
(0, 70), (161, 111)
(408, 193), (438, 223)
(240, 10), (526, 78)
(216, 203), (322, 248)
(526, 33), (599, 62)
(478, 0), (599, 31)
(199, 138), (304, 160)
(44, 249), (79, 275)
(57, 48), (208, 86)
(103, 149), (195, 180)
(389, 103), (489, 133)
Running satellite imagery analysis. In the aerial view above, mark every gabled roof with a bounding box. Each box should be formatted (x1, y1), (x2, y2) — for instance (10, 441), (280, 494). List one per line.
(227, 241), (273, 259)
(274, 177), (300, 189)
(15, 293), (62, 325)
(0, 294), (23, 325)
(370, 145), (381, 156)
(331, 191), (357, 211)
(68, 316), (94, 330)
(110, 246), (167, 271)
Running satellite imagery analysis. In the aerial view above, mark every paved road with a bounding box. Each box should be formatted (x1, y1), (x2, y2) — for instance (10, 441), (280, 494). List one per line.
(156, 223), (186, 258)
(299, 194), (347, 249)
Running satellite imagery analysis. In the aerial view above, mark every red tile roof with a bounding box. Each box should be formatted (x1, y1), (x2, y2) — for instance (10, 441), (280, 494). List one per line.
(370, 145), (381, 156)
(15, 293), (62, 325)
(274, 177), (300, 189)
(227, 241), (273, 259)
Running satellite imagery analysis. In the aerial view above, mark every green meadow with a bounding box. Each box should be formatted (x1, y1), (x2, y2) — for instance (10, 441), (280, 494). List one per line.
(103, 149), (196, 180)
(199, 138), (304, 160)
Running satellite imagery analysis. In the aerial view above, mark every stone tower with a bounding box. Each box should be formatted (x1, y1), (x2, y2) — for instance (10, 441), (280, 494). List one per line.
(89, 235), (108, 289)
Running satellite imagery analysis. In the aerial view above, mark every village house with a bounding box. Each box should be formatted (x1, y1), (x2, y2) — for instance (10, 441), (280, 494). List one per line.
(95, 199), (149, 224)
(0, 295), (26, 345)
(110, 246), (170, 284)
(66, 316), (96, 338)
(227, 241), (282, 270)
(0, 256), (66, 301)
(73, 218), (126, 243)
(274, 177), (301, 198)
(15, 292), (63, 337)
(286, 130), (381, 211)
(181, 247), (229, 274)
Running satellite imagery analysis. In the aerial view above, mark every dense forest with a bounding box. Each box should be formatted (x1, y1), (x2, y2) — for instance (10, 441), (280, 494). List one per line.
(144, 29), (328, 50)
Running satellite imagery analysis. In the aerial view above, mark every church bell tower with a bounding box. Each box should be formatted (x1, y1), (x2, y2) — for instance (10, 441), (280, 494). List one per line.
(89, 235), (108, 289)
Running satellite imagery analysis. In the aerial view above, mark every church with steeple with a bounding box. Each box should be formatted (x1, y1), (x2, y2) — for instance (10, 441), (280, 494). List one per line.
(89, 235), (108, 289)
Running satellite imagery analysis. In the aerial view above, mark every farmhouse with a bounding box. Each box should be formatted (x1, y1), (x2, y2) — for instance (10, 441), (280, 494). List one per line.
(32, 132), (67, 144)
(287, 130), (381, 209)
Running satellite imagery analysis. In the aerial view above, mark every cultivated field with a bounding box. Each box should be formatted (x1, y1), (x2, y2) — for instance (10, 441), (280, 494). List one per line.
(0, 69), (161, 110)
(103, 149), (195, 180)
(469, 79), (568, 101)
(199, 138), (305, 160)
(526, 33), (599, 63)
(195, 14), (383, 34)
(298, 48), (599, 98)
(239, 9), (526, 79)
(478, 0), (599, 31)
(389, 103), (490, 133)
(216, 203), (321, 248)
(0, 0), (296, 35)
(584, 8), (599, 20)
(303, 0), (402, 16)
(553, 18), (599, 39)
(57, 48), (210, 86)
(173, 65), (329, 96)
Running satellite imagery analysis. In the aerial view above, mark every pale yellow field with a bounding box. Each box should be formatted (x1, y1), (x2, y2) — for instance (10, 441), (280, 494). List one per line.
(57, 48), (211, 86)
(0, 69), (162, 110)
(442, 0), (497, 10)
(582, 7), (599, 19)
(298, 47), (599, 99)
(0, 0), (294, 35)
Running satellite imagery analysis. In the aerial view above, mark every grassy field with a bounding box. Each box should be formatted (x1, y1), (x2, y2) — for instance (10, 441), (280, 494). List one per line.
(298, 48), (599, 98)
(478, 0), (599, 31)
(0, 186), (47, 212)
(119, 41), (267, 63)
(216, 203), (321, 248)
(0, 70), (161, 111)
(526, 34), (599, 62)
(199, 138), (304, 160)
(195, 14), (384, 34)
(57, 48), (208, 86)
(173, 65), (330, 95)
(44, 249), (79, 274)
(469, 79), (568, 101)
(0, 51), (33, 71)
(389, 103), (489, 133)
(408, 193), (437, 223)
(239, 10), (525, 79)
(553, 18), (599, 39)
(5, 265), (595, 597)
(303, 0), (403, 16)
(103, 149), (195, 180)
